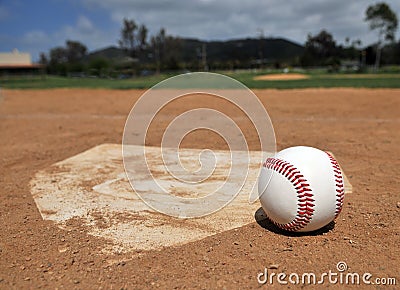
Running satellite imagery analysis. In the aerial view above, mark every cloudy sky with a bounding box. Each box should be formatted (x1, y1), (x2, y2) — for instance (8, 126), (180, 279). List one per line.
(1, 0), (399, 61)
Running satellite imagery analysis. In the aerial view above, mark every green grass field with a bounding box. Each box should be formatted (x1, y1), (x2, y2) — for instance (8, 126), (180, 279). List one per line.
(0, 75), (170, 90)
(232, 71), (400, 89)
(1, 71), (400, 89)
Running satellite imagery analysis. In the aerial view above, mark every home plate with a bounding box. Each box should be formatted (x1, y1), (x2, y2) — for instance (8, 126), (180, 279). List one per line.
(30, 144), (352, 254)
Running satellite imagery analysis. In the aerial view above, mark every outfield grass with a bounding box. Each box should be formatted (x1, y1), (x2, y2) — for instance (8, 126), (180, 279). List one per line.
(232, 71), (400, 89)
(1, 71), (400, 89)
(0, 75), (173, 90)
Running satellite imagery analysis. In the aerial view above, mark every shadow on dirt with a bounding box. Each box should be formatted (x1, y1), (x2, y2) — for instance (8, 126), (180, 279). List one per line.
(254, 207), (335, 237)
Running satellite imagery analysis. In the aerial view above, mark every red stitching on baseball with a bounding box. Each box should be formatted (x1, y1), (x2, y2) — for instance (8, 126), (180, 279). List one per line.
(263, 157), (315, 231)
(325, 152), (345, 218)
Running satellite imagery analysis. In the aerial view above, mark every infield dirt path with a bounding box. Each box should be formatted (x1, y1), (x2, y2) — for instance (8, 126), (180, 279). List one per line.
(0, 88), (399, 289)
(253, 73), (309, 80)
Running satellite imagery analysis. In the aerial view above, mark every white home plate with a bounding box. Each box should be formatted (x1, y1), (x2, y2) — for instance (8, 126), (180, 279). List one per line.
(30, 144), (352, 254)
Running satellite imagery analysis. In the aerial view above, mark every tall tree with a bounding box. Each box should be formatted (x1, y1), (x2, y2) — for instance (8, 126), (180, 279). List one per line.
(48, 47), (68, 75)
(164, 35), (182, 70)
(119, 18), (138, 56)
(150, 36), (159, 73)
(151, 28), (166, 74)
(365, 2), (398, 69)
(49, 47), (67, 64)
(301, 30), (338, 66)
(138, 24), (148, 50)
(65, 40), (87, 63)
(39, 52), (48, 65)
(306, 30), (337, 58)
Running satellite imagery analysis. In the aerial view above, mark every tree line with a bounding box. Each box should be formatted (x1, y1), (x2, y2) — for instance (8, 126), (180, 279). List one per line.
(39, 20), (185, 77)
(301, 2), (398, 70)
(39, 2), (398, 76)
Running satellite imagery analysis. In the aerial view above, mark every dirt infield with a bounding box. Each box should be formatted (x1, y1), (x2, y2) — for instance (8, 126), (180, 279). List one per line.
(253, 73), (309, 81)
(0, 88), (399, 288)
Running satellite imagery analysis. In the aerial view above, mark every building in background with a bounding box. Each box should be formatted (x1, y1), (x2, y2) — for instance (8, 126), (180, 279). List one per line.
(0, 49), (44, 77)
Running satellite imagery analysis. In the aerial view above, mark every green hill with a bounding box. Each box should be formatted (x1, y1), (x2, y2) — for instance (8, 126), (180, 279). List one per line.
(181, 37), (304, 63)
(86, 37), (304, 69)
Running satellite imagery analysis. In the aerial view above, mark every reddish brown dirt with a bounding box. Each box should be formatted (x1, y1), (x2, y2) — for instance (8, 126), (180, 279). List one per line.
(253, 73), (309, 80)
(0, 88), (399, 289)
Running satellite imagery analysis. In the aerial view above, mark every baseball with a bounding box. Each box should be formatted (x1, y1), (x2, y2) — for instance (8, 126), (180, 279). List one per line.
(258, 146), (345, 232)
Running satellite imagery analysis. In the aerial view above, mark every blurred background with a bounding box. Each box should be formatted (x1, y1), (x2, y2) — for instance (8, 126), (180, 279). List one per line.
(0, 0), (399, 87)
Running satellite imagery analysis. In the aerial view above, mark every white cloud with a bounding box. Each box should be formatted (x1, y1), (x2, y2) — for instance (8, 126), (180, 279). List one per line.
(51, 15), (115, 50)
(77, 15), (95, 34)
(5, 0), (400, 61)
(81, 0), (400, 46)
(16, 15), (116, 60)
(60, 15), (98, 40)
(22, 30), (50, 45)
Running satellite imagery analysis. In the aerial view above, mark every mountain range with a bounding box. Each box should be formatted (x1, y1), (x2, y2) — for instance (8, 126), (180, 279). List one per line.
(87, 37), (304, 66)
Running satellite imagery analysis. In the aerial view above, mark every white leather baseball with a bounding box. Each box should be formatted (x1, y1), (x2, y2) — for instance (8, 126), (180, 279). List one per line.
(258, 146), (345, 232)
